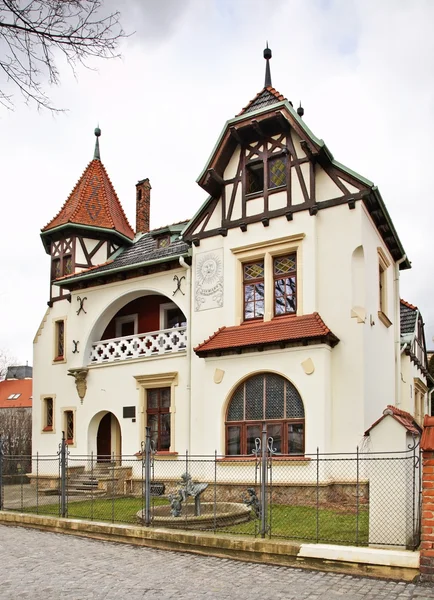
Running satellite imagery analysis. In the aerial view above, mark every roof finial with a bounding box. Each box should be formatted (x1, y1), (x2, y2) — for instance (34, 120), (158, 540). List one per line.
(297, 102), (304, 118)
(263, 42), (272, 88)
(94, 126), (101, 160)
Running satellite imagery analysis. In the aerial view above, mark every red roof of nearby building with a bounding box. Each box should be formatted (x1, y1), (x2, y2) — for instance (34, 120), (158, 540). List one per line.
(421, 415), (434, 451)
(194, 313), (339, 357)
(400, 299), (418, 311)
(237, 86), (286, 116)
(41, 159), (134, 240)
(0, 379), (32, 409)
(365, 405), (421, 436)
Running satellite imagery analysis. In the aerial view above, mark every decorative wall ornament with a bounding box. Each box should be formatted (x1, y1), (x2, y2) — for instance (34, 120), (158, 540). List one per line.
(76, 296), (87, 315)
(68, 368), (89, 404)
(194, 249), (224, 311)
(214, 368), (225, 384)
(301, 358), (315, 375)
(72, 340), (79, 354)
(172, 274), (186, 296)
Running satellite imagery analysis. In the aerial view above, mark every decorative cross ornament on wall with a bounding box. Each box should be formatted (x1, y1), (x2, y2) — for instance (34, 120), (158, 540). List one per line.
(172, 275), (186, 296)
(72, 340), (79, 354)
(76, 296), (87, 315)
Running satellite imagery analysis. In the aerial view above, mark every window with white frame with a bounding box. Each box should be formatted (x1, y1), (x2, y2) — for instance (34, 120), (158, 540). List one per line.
(115, 314), (138, 338)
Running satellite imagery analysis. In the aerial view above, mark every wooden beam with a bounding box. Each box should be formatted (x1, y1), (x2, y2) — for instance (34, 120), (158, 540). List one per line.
(230, 126), (243, 144)
(251, 119), (265, 137)
(207, 168), (224, 187)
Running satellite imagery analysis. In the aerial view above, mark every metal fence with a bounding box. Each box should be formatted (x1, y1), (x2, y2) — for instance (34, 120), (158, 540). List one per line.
(0, 429), (422, 549)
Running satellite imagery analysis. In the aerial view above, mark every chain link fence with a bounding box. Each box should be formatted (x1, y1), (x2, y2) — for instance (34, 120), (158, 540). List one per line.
(0, 430), (421, 549)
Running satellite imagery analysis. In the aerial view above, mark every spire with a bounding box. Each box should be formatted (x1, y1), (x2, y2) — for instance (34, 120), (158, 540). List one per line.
(93, 126), (101, 160)
(264, 42), (272, 88)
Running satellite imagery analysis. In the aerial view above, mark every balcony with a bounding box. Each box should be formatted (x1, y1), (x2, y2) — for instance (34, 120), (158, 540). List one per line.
(90, 327), (187, 365)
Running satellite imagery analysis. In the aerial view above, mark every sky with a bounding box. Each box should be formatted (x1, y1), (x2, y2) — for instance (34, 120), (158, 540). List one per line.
(1, 0), (433, 365)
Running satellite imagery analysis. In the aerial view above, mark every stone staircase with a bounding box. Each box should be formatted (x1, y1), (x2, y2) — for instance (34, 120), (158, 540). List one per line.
(67, 464), (114, 496)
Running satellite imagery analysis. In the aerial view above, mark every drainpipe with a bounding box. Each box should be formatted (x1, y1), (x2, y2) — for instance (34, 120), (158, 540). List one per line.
(179, 256), (192, 453)
(394, 254), (407, 407)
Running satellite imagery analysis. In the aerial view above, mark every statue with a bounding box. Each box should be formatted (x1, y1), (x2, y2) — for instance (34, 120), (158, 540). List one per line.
(178, 472), (208, 517)
(168, 492), (183, 517)
(243, 487), (261, 519)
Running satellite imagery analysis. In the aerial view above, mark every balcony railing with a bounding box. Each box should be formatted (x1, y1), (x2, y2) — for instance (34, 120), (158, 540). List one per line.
(89, 327), (187, 364)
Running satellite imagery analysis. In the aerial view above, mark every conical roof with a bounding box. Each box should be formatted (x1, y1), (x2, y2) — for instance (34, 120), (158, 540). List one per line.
(41, 158), (134, 241)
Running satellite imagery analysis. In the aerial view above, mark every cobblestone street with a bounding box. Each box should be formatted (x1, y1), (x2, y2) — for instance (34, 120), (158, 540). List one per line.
(1, 525), (434, 599)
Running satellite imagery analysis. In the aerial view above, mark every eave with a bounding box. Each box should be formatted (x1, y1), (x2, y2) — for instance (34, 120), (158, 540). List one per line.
(55, 250), (190, 289)
(40, 223), (134, 254)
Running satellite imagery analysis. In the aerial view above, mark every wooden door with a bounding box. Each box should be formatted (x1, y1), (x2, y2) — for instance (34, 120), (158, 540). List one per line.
(97, 413), (112, 462)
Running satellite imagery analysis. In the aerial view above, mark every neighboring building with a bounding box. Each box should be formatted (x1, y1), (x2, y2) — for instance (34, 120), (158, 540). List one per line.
(0, 366), (32, 415)
(32, 47), (427, 462)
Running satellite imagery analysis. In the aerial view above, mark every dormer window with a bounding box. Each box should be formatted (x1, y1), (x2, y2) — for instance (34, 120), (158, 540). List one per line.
(269, 155), (288, 189)
(157, 235), (171, 249)
(245, 152), (288, 196)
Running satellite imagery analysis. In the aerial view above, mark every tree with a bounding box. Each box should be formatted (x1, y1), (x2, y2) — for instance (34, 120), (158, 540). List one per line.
(0, 0), (125, 110)
(0, 347), (17, 380)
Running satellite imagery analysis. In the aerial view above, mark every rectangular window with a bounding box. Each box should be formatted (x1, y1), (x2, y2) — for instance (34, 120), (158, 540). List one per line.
(379, 263), (386, 313)
(43, 397), (54, 431)
(51, 258), (61, 280)
(268, 155), (288, 189)
(274, 254), (297, 315)
(65, 410), (74, 444)
(54, 320), (65, 360)
(243, 261), (265, 320)
(63, 255), (73, 276)
(147, 388), (171, 451)
(288, 423), (304, 455)
(246, 162), (264, 194)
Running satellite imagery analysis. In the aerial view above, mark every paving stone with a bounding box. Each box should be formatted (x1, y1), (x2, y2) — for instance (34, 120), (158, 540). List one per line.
(1, 524), (433, 599)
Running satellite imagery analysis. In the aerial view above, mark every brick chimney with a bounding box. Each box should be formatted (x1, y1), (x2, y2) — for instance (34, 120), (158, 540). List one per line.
(135, 178), (151, 234)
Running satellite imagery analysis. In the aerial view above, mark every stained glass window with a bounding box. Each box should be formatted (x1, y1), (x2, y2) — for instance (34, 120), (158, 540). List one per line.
(65, 410), (74, 443)
(226, 373), (304, 455)
(243, 261), (264, 320)
(147, 388), (171, 451)
(157, 236), (170, 249)
(274, 254), (297, 316)
(268, 156), (287, 189)
(55, 320), (64, 359)
(52, 258), (61, 280)
(64, 255), (73, 276)
(246, 162), (264, 194)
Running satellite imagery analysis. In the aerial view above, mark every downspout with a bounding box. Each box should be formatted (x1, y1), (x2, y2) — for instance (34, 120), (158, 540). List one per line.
(179, 256), (192, 452)
(394, 254), (407, 407)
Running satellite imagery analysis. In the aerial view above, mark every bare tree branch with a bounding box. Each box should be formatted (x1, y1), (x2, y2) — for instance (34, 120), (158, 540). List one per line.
(0, 348), (18, 380)
(0, 0), (126, 111)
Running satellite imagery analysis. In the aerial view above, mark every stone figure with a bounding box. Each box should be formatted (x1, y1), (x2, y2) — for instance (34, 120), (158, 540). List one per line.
(243, 487), (261, 519)
(178, 472), (209, 516)
(168, 492), (183, 517)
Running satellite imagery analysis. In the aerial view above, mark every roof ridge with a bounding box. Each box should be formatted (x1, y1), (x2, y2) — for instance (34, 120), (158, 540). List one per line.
(55, 258), (114, 280)
(385, 404), (414, 419)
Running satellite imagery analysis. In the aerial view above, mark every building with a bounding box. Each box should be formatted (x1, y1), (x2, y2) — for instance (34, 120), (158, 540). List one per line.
(32, 47), (428, 462)
(0, 366), (32, 458)
(0, 366), (32, 415)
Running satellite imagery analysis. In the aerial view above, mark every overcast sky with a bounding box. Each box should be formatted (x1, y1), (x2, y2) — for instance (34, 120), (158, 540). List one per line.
(1, 0), (433, 365)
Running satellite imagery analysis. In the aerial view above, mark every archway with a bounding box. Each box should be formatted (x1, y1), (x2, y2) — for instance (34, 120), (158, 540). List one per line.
(89, 411), (122, 463)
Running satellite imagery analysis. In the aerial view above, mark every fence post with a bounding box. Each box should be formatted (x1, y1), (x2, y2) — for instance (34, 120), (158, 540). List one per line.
(260, 424), (267, 539)
(144, 426), (151, 527)
(59, 432), (67, 518)
(316, 447), (319, 543)
(356, 445), (359, 546)
(0, 436), (4, 511)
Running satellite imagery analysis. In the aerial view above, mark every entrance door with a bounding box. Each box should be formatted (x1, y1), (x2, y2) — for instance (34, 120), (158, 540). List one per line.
(97, 413), (112, 462)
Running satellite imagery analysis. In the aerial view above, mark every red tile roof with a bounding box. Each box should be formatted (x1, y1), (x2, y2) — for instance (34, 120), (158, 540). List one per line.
(400, 299), (418, 311)
(237, 86), (286, 116)
(365, 405), (421, 436)
(41, 159), (134, 240)
(421, 415), (434, 451)
(194, 313), (339, 357)
(0, 379), (32, 409)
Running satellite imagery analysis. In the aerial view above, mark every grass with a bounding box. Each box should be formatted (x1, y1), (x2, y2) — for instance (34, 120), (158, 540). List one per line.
(18, 496), (369, 545)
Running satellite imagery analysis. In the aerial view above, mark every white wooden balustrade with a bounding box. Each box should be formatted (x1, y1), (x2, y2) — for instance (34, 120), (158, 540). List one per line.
(90, 327), (187, 364)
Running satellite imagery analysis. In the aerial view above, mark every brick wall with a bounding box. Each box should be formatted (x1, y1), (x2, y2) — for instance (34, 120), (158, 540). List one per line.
(420, 415), (434, 581)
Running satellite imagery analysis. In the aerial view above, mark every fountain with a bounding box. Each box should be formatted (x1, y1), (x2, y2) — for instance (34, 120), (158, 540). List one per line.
(136, 473), (252, 530)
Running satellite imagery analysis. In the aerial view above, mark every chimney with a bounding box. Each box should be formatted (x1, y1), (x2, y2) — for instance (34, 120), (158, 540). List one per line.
(135, 178), (151, 234)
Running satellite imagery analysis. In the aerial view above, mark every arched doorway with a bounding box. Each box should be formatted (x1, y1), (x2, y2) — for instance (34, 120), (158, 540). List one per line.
(92, 412), (122, 462)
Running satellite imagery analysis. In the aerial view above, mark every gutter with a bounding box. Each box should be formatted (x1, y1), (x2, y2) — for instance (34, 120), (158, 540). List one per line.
(395, 255), (407, 407)
(55, 252), (190, 287)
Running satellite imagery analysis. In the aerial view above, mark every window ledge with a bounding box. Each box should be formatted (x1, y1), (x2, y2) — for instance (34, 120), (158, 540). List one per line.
(134, 451), (178, 460)
(53, 356), (66, 364)
(42, 426), (53, 433)
(377, 311), (392, 328)
(217, 455), (310, 463)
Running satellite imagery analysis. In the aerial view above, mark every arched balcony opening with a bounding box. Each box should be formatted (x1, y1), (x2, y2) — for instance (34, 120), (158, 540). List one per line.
(88, 292), (187, 365)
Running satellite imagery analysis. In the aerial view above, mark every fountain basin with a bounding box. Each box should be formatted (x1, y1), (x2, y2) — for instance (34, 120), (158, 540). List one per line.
(136, 502), (252, 530)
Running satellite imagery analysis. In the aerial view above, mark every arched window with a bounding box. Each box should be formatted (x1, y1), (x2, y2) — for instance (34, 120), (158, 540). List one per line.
(226, 373), (304, 456)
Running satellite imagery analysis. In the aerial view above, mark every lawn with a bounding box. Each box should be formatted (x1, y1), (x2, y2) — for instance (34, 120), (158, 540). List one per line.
(20, 496), (368, 545)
